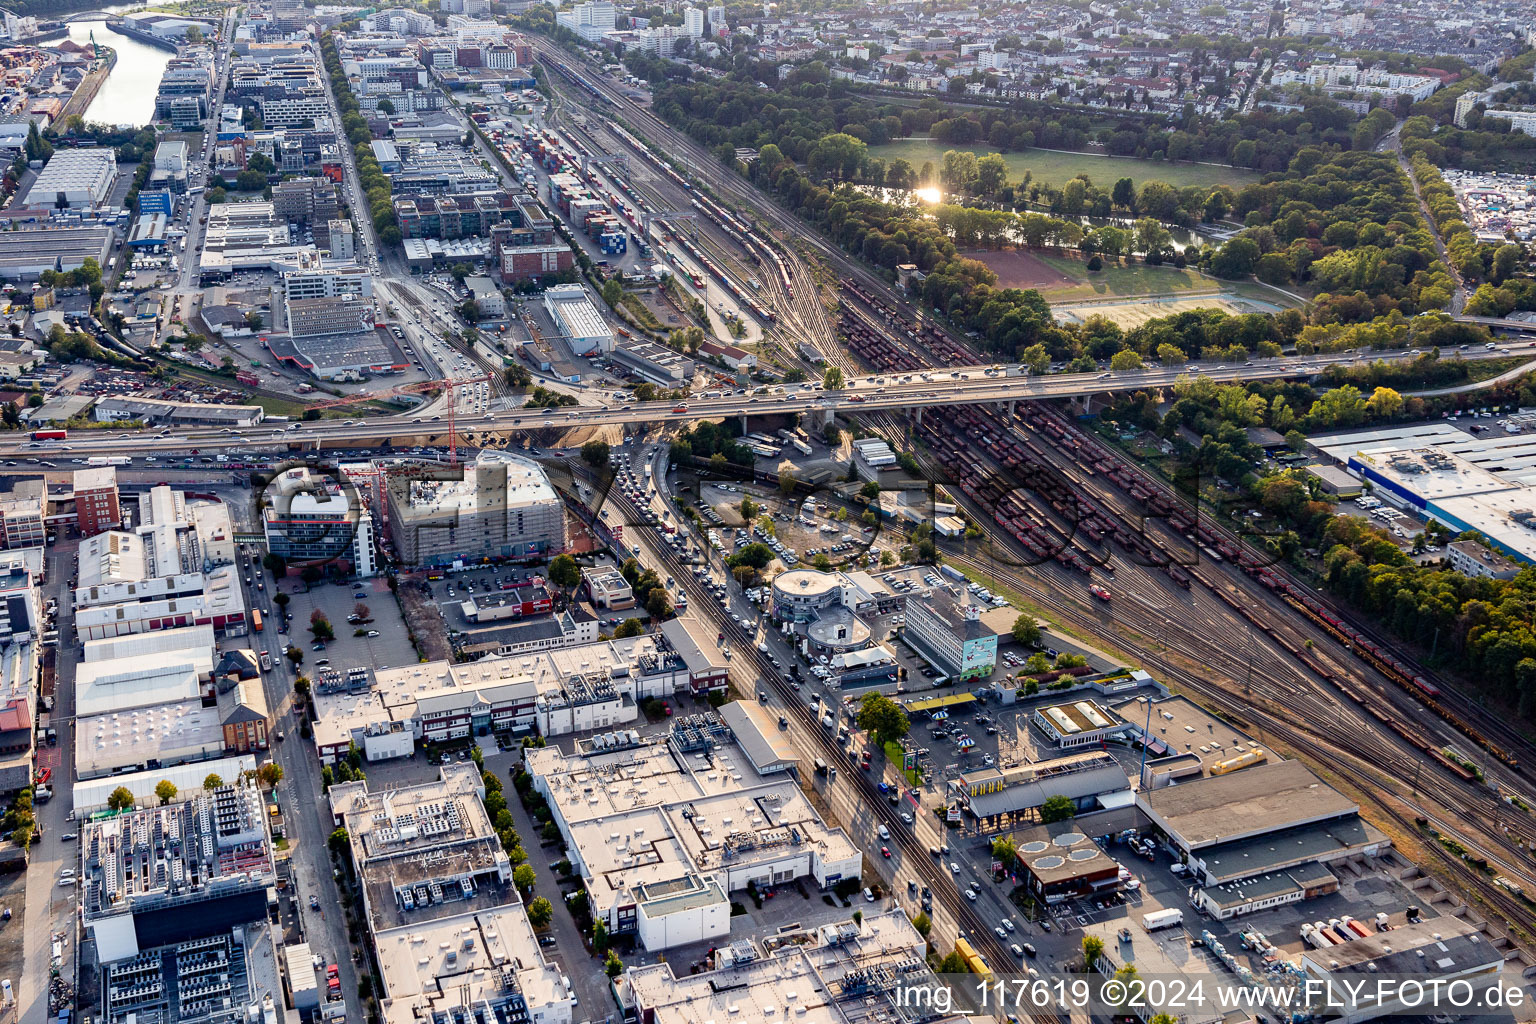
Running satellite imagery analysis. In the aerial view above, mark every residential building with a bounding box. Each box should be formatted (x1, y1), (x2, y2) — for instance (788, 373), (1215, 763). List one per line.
(0, 492), (44, 549)
(73, 465), (122, 537)
(1447, 539), (1520, 580)
(555, 1), (615, 40)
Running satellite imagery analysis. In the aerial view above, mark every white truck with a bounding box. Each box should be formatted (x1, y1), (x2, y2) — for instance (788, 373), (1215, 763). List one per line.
(87, 456), (131, 467)
(1141, 909), (1183, 931)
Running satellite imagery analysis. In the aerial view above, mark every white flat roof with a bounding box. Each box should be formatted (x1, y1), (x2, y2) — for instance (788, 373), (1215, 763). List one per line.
(1428, 490), (1536, 565)
(75, 655), (203, 717)
(373, 904), (569, 1024)
(1351, 448), (1514, 502)
(544, 285), (610, 341)
(76, 700), (225, 776)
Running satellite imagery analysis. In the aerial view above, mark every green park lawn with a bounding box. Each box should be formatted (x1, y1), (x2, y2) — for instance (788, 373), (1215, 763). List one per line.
(867, 139), (1261, 192)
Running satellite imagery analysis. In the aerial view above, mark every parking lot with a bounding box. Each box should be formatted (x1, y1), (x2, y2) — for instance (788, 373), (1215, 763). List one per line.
(278, 576), (418, 676)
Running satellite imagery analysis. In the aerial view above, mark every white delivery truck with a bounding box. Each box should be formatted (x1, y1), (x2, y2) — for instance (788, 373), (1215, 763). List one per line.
(1141, 909), (1183, 931)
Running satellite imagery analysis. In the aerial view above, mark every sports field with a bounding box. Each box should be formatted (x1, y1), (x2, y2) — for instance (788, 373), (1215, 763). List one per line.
(976, 251), (1214, 301)
(867, 140), (1262, 191)
(1053, 294), (1283, 329)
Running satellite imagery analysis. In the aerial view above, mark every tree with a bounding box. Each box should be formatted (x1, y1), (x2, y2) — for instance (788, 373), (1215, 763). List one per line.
(991, 836), (1017, 868)
(513, 863), (537, 895)
(740, 496), (760, 520)
(258, 762), (284, 789)
(1110, 350), (1144, 371)
(614, 618), (644, 638)
(203, 773), (224, 790)
(593, 918), (610, 953)
(1086, 254), (1104, 272)
(806, 133), (867, 182)
(527, 897), (553, 927)
(1365, 386), (1404, 419)
(645, 586), (673, 619)
(329, 827), (350, 856)
(376, 97), (395, 115)
(604, 950), (624, 977)
(548, 553), (581, 589)
(581, 440), (611, 467)
(273, 592), (290, 611)
(939, 950), (969, 974)
(823, 365), (845, 389)
(1011, 614), (1041, 646)
(1082, 935), (1105, 970)
(861, 481), (881, 501)
(600, 278), (623, 308)
(1040, 794), (1076, 823)
(857, 693), (910, 744)
(1210, 237), (1260, 278)
(155, 780), (177, 805)
(778, 471), (799, 496)
(912, 911), (932, 936)
(108, 786), (135, 811)
(310, 610), (334, 641)
(353, 602), (371, 623)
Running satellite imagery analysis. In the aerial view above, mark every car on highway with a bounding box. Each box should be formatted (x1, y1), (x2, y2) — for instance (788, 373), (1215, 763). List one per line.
(964, 888), (977, 900)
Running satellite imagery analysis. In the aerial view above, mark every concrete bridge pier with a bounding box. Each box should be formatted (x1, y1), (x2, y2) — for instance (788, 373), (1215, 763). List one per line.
(741, 413), (749, 436)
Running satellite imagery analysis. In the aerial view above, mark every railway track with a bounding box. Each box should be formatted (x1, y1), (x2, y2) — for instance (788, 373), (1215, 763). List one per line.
(603, 480), (1050, 1009)
(536, 35), (1536, 942)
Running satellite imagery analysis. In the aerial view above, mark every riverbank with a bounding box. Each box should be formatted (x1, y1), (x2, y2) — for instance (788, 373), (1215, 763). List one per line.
(103, 17), (178, 52)
(58, 46), (116, 122)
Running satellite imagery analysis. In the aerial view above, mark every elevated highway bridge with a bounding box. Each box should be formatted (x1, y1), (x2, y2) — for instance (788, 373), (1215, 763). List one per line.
(13, 341), (1536, 459)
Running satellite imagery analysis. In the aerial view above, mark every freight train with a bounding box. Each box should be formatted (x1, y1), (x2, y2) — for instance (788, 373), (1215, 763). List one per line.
(1012, 399), (1523, 774)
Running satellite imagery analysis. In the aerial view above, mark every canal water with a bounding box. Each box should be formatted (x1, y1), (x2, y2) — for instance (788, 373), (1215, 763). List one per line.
(65, 3), (176, 128)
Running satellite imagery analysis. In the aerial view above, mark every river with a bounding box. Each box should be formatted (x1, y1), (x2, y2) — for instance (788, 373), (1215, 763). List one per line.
(65, 3), (175, 128)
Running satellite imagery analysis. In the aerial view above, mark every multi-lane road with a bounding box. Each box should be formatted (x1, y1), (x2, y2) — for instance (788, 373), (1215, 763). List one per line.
(15, 344), (1531, 459)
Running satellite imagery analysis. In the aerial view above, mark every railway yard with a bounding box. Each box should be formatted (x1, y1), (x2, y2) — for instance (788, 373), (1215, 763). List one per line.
(531, 45), (1536, 964)
(28, 11), (1536, 1024)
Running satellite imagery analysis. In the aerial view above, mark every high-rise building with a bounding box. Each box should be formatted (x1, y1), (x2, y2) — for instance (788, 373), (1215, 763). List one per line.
(262, 466), (377, 576)
(683, 6), (704, 36)
(385, 452), (565, 566)
(327, 219), (355, 260)
(554, 1), (615, 40)
(73, 466), (122, 538)
(706, 5), (726, 30)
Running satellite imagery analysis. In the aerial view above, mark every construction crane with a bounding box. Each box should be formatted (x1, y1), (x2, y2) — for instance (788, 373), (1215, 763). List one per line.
(305, 371), (497, 464)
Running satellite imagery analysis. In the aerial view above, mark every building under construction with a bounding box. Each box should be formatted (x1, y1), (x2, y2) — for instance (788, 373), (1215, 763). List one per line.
(383, 451), (565, 566)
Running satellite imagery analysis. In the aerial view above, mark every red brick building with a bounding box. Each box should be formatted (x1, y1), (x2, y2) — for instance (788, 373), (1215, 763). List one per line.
(73, 466), (121, 538)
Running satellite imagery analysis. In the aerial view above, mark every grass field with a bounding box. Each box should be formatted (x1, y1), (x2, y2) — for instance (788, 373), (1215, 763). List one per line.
(868, 140), (1261, 191)
(973, 252), (1299, 311)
